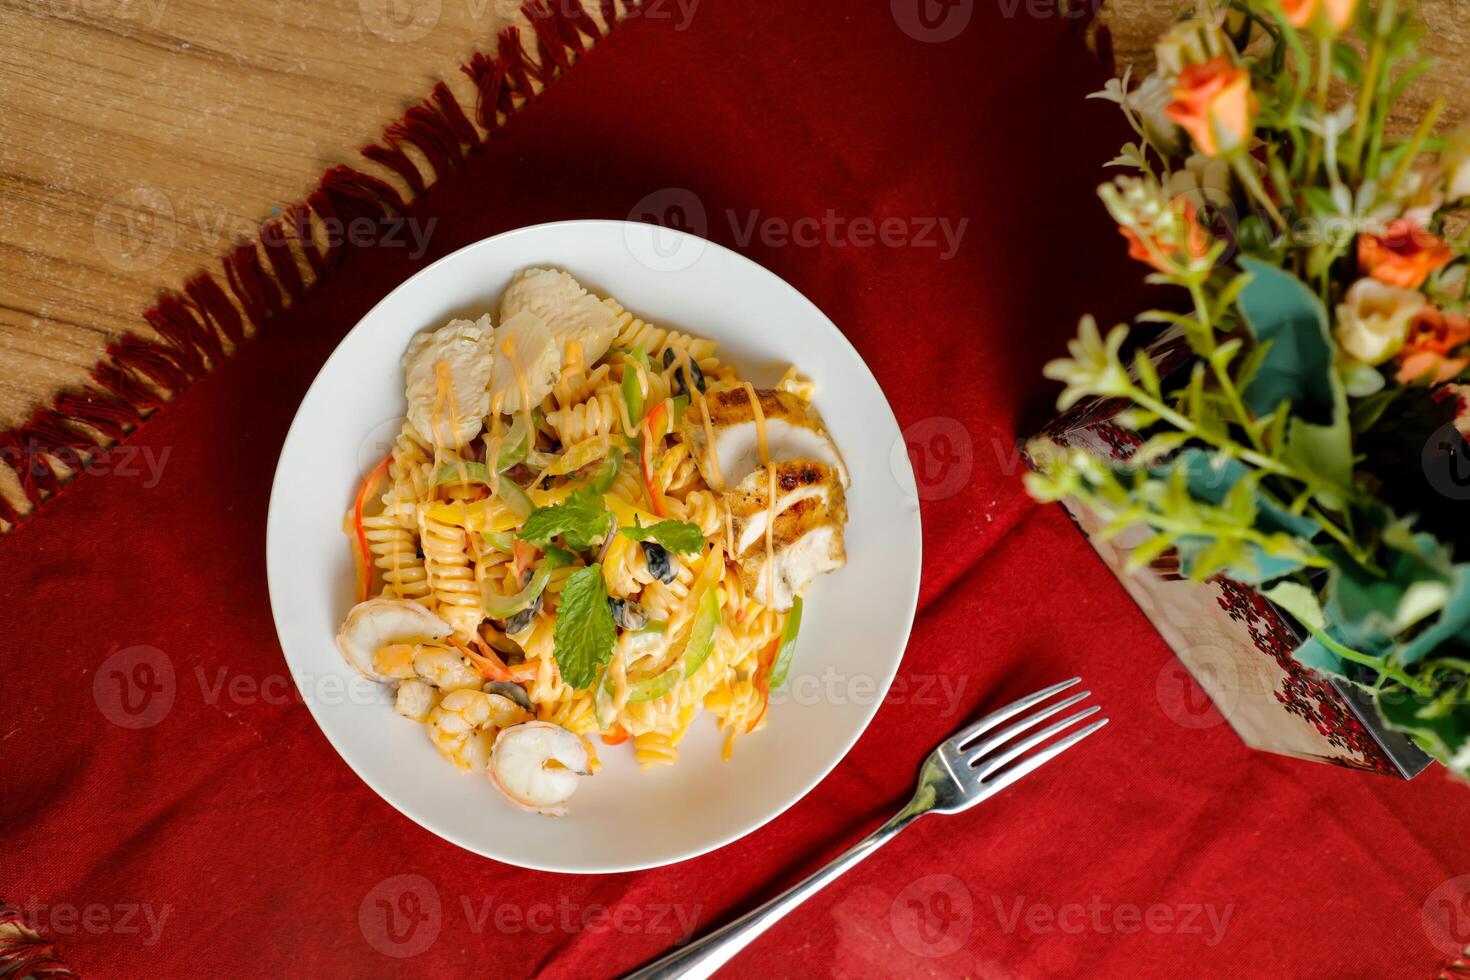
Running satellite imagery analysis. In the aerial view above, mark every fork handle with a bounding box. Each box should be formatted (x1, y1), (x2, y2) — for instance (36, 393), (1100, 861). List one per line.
(623, 803), (927, 980)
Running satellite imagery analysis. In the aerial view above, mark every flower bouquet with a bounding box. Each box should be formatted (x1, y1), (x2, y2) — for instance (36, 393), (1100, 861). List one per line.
(1027, 0), (1470, 773)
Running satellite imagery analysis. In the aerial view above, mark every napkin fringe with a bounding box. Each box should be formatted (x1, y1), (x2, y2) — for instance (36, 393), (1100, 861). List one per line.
(0, 0), (641, 533)
(0, 903), (73, 977)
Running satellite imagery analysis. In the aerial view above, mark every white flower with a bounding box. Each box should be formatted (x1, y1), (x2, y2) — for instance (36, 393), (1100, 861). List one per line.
(1165, 153), (1231, 198)
(1397, 167), (1445, 227)
(1127, 73), (1183, 157)
(1333, 278), (1426, 366)
(1043, 316), (1133, 410)
(1154, 17), (1223, 75)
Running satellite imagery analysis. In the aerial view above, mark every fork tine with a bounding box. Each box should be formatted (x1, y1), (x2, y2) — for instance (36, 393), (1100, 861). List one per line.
(978, 716), (1108, 790)
(951, 677), (1081, 750)
(967, 690), (1091, 761)
(973, 705), (1101, 775)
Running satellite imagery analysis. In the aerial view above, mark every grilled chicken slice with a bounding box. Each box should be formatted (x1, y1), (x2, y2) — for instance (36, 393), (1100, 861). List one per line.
(725, 460), (848, 611)
(680, 387), (849, 491)
(500, 268), (619, 366)
(402, 315), (494, 449)
(489, 310), (560, 414)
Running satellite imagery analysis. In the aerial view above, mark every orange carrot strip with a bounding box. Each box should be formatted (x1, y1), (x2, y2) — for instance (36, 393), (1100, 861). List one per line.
(352, 455), (393, 602)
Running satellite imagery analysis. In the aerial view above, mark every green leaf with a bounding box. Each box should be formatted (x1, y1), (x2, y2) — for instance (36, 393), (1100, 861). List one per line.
(1282, 412), (1353, 500)
(768, 595), (803, 689)
(1234, 257), (1337, 425)
(1157, 449), (1320, 584)
(1292, 636), (1346, 676)
(1377, 684), (1470, 766)
(1330, 41), (1363, 85)
(619, 518), (707, 555)
(1262, 580), (1326, 632)
(1133, 348), (1161, 398)
(519, 488), (611, 551)
(1320, 531), (1456, 658)
(552, 564), (616, 690)
(1124, 533), (1174, 572)
(1396, 565), (1470, 665)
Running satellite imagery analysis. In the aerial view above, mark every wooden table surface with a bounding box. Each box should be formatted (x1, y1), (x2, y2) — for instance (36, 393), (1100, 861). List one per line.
(0, 0), (1461, 523)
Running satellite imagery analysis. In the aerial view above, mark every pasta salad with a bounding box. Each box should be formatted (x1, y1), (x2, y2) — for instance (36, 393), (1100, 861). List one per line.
(336, 268), (850, 815)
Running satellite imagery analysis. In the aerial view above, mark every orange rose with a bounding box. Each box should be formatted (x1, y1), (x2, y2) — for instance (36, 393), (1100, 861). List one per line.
(1281, 0), (1356, 32)
(1120, 197), (1211, 273)
(1358, 219), (1453, 289)
(1396, 307), (1470, 384)
(1166, 57), (1257, 158)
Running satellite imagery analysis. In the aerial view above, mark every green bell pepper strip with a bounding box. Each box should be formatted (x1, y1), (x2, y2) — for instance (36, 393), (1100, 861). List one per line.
(496, 478), (534, 521)
(481, 530), (516, 553)
(480, 546), (573, 617)
(433, 461), (491, 486)
(681, 586), (722, 679)
(621, 369), (644, 429)
(493, 412), (534, 472)
(589, 452), (622, 494)
(767, 595), (802, 689)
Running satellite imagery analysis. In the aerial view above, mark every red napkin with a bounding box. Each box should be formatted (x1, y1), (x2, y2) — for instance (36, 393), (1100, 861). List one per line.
(3, 2), (1467, 976)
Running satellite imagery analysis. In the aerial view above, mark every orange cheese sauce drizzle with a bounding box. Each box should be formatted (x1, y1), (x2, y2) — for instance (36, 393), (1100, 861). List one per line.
(740, 382), (775, 604)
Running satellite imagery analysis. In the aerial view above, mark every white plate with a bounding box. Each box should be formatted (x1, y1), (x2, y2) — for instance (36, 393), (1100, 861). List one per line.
(267, 220), (922, 873)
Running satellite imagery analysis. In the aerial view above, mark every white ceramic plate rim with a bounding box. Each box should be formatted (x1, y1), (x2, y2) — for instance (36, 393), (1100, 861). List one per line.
(266, 220), (921, 873)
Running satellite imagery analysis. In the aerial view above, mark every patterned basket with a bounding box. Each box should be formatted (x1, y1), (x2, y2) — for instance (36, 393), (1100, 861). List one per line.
(1034, 338), (1432, 778)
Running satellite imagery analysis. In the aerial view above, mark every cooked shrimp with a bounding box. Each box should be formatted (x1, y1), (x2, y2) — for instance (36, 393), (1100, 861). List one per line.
(426, 690), (532, 772)
(488, 721), (590, 816)
(336, 599), (453, 683)
(412, 647), (483, 692)
(395, 679), (438, 722)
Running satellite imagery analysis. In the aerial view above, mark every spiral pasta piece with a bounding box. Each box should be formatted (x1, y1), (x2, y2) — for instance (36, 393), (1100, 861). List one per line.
(419, 513), (483, 641)
(605, 299), (720, 374)
(539, 690), (599, 736)
(552, 362), (611, 410)
(382, 423), (432, 524)
(545, 385), (623, 445)
(362, 512), (431, 603)
(633, 731), (678, 770)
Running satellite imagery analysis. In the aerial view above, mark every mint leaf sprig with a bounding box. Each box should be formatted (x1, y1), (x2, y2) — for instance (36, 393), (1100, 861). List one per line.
(619, 517), (706, 555)
(553, 564), (616, 690)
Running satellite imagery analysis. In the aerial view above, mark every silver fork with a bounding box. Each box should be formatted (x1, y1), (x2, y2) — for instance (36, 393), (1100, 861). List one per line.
(624, 678), (1106, 980)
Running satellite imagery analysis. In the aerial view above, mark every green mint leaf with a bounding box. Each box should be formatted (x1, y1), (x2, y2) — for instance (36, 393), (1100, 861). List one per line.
(518, 488), (610, 551)
(618, 519), (706, 555)
(553, 564), (616, 690)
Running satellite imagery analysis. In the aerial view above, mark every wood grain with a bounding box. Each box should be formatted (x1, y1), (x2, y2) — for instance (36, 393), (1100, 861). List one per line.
(0, 0), (545, 431)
